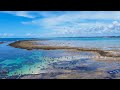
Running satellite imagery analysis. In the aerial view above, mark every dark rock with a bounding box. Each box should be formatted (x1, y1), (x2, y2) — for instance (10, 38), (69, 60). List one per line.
(0, 69), (8, 75)
(0, 42), (4, 44)
(107, 69), (120, 74)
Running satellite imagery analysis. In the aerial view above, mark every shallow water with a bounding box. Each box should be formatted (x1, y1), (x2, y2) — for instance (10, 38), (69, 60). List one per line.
(0, 38), (120, 79)
(37, 37), (120, 50)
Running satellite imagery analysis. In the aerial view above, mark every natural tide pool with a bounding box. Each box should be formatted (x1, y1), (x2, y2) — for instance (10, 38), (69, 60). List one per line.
(0, 41), (95, 78)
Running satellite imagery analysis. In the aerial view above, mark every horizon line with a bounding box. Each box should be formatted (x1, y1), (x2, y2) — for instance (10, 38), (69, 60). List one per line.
(1, 36), (120, 38)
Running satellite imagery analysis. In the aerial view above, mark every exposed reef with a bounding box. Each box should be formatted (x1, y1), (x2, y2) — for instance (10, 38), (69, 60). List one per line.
(9, 40), (120, 58)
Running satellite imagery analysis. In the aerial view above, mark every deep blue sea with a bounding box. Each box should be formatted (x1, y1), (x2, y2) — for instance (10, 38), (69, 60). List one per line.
(0, 37), (120, 79)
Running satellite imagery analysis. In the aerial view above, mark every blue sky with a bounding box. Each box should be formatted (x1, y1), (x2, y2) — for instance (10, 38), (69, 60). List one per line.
(0, 11), (120, 38)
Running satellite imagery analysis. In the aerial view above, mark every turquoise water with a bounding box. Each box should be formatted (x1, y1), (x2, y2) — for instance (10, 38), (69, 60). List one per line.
(0, 40), (71, 78)
(0, 37), (120, 79)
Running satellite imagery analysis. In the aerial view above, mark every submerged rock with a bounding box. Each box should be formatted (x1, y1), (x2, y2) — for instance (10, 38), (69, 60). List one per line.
(0, 69), (8, 75)
(0, 42), (4, 44)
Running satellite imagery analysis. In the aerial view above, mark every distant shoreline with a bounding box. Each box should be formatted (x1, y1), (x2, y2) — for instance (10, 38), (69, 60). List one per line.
(1, 36), (120, 39)
(56, 36), (120, 38)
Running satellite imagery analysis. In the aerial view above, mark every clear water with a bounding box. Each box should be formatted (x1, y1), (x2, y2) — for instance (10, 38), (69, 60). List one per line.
(0, 41), (71, 78)
(37, 37), (120, 50)
(0, 37), (120, 79)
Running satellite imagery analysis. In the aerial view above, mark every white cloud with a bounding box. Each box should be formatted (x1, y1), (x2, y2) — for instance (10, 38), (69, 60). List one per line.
(15, 11), (35, 18)
(3, 11), (120, 37)
(0, 33), (14, 37)
(1, 11), (35, 18)
(25, 33), (55, 37)
(26, 33), (33, 36)
(3, 11), (120, 20)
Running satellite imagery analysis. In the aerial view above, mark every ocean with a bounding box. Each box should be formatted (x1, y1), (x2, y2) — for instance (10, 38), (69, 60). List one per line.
(0, 37), (120, 79)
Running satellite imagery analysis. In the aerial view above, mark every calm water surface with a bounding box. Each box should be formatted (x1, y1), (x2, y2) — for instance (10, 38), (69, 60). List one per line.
(0, 38), (120, 79)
